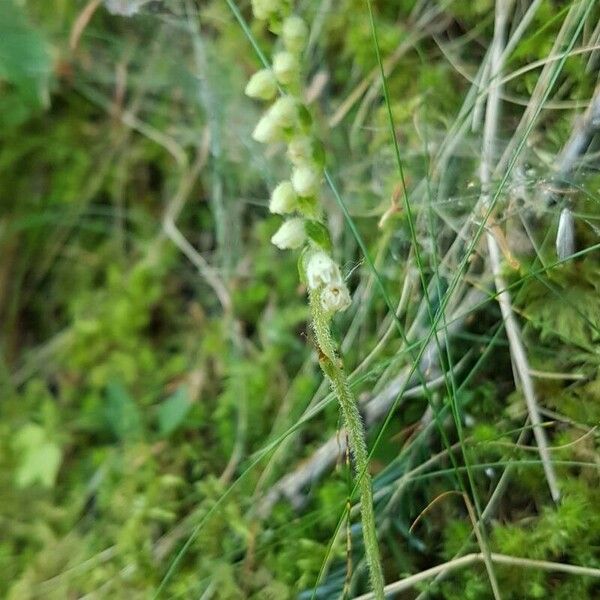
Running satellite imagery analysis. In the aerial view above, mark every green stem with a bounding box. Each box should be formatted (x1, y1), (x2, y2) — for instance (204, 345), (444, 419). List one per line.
(310, 292), (385, 600)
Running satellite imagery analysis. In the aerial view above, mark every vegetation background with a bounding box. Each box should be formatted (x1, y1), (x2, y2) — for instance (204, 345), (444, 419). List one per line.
(1, 0), (600, 598)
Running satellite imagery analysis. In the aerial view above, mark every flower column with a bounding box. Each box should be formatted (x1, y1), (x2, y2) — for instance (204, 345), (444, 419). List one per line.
(245, 4), (385, 598)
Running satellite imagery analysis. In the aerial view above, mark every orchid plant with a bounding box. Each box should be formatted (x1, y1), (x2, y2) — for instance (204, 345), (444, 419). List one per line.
(245, 2), (385, 597)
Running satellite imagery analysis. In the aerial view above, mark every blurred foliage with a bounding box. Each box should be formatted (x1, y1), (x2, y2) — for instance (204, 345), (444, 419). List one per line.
(0, 1), (599, 599)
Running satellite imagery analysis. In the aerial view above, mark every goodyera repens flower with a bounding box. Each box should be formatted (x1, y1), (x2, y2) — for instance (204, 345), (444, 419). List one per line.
(306, 251), (341, 289)
(269, 181), (298, 214)
(321, 283), (351, 313)
(246, 8), (350, 314)
(245, 69), (277, 101)
(306, 251), (351, 312)
(271, 217), (306, 249)
(251, 97), (298, 143)
(252, 113), (281, 144)
(273, 51), (299, 85)
(246, 8), (380, 599)
(267, 96), (298, 128)
(251, 0), (280, 21)
(291, 165), (320, 197)
(282, 15), (308, 53)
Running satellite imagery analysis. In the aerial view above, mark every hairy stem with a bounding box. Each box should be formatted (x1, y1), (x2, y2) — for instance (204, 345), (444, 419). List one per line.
(310, 292), (385, 599)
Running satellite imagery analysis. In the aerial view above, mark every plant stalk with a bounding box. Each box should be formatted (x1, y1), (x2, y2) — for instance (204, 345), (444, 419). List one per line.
(310, 292), (385, 600)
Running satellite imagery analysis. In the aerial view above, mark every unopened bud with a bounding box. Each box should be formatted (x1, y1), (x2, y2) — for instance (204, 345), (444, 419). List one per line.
(287, 136), (313, 165)
(291, 165), (320, 197)
(271, 218), (306, 249)
(267, 96), (298, 128)
(273, 51), (299, 85)
(252, 113), (281, 144)
(245, 69), (277, 101)
(282, 15), (308, 53)
(269, 181), (298, 214)
(251, 0), (280, 20)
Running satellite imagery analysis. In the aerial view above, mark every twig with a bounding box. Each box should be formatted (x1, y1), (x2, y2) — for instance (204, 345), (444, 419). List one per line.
(488, 248), (561, 502)
(495, 0), (592, 176)
(120, 110), (188, 169)
(349, 12), (452, 139)
(70, 0), (102, 50)
(538, 83), (600, 209)
(258, 363), (464, 515)
(528, 368), (587, 381)
(161, 137), (232, 314)
(418, 5), (600, 600)
(359, 441), (463, 518)
(480, 0), (560, 503)
(252, 243), (413, 513)
(353, 552), (600, 600)
(470, 3), (524, 598)
(218, 319), (248, 485)
(257, 287), (484, 516)
(367, 287), (484, 422)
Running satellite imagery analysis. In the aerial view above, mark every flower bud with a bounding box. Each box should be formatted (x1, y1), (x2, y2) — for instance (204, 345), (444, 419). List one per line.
(251, 0), (280, 20)
(273, 51), (299, 85)
(291, 165), (320, 197)
(321, 283), (351, 312)
(282, 15), (308, 53)
(267, 96), (297, 128)
(287, 136), (313, 165)
(269, 181), (298, 214)
(245, 69), (277, 101)
(252, 113), (281, 144)
(271, 218), (306, 249)
(306, 251), (342, 289)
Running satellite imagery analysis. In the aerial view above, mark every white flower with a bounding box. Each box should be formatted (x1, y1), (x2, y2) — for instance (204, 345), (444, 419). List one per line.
(306, 251), (342, 289)
(287, 136), (313, 165)
(251, 0), (280, 20)
(252, 97), (296, 143)
(282, 15), (308, 53)
(252, 113), (281, 144)
(269, 181), (298, 214)
(291, 165), (320, 197)
(321, 283), (351, 312)
(273, 51), (299, 85)
(271, 218), (306, 249)
(267, 96), (297, 128)
(245, 69), (277, 101)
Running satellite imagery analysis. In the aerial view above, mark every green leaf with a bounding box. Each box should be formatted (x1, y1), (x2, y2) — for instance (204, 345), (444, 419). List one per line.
(105, 380), (143, 441)
(158, 386), (192, 436)
(304, 220), (332, 251)
(297, 103), (313, 128)
(13, 424), (62, 488)
(311, 139), (326, 169)
(524, 276), (600, 348)
(0, 0), (52, 107)
(297, 246), (309, 284)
